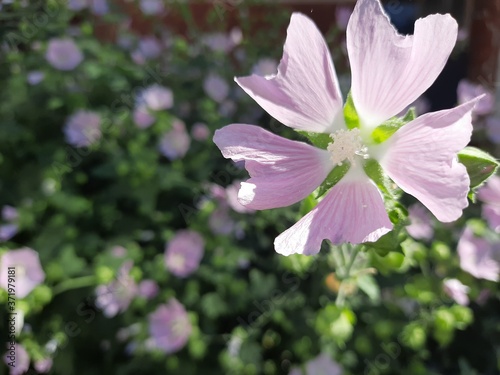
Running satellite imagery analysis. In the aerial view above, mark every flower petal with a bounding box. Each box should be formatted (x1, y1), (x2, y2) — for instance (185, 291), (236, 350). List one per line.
(347, 0), (457, 128)
(213, 124), (332, 209)
(377, 98), (481, 222)
(458, 228), (499, 282)
(235, 13), (343, 133)
(274, 169), (392, 255)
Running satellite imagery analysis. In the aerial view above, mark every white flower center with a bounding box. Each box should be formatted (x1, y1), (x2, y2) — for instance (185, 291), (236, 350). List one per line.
(327, 128), (369, 166)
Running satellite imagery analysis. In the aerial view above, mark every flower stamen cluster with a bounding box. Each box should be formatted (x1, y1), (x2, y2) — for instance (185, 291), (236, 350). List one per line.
(327, 128), (369, 166)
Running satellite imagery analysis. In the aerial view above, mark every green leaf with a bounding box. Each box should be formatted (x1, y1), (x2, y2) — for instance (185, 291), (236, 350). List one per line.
(363, 159), (395, 198)
(316, 163), (350, 198)
(296, 130), (332, 149)
(370, 106), (416, 144)
(356, 274), (380, 302)
(458, 147), (499, 189)
(343, 92), (360, 130)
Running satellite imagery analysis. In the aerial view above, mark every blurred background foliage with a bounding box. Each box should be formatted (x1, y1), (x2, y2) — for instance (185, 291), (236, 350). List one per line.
(0, 0), (499, 374)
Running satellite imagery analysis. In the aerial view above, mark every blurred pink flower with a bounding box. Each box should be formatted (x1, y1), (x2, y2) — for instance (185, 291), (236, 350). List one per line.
(34, 358), (53, 373)
(137, 36), (162, 59)
(2, 206), (18, 222)
(165, 230), (204, 278)
(202, 29), (242, 52)
(27, 71), (45, 85)
(406, 203), (434, 240)
(159, 120), (191, 160)
(478, 175), (500, 233)
(147, 299), (192, 354)
(252, 58), (278, 77)
(68, 0), (87, 11)
(203, 73), (229, 103)
(289, 353), (342, 375)
(0, 224), (18, 241)
(191, 122), (210, 141)
(214, 3), (479, 254)
(111, 246), (127, 258)
(133, 106), (156, 128)
(141, 84), (173, 111)
(486, 116), (500, 144)
(3, 343), (30, 375)
(0, 248), (45, 298)
(443, 279), (469, 305)
(45, 38), (83, 71)
(140, 0), (165, 15)
(209, 207), (236, 235)
(458, 227), (499, 281)
(457, 79), (495, 117)
(95, 261), (137, 318)
(138, 279), (159, 299)
(64, 110), (101, 147)
(335, 6), (353, 31)
(90, 0), (108, 15)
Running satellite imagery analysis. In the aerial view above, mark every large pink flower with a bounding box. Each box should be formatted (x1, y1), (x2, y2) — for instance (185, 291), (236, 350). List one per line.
(213, 0), (481, 255)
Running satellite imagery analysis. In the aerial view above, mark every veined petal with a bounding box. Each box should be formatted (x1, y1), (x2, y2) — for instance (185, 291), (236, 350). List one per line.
(377, 98), (481, 222)
(347, 0), (457, 128)
(274, 168), (392, 255)
(236, 13), (343, 133)
(213, 124), (332, 209)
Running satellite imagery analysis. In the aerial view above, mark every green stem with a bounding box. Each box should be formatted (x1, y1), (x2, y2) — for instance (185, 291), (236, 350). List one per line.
(53, 275), (97, 296)
(336, 245), (361, 307)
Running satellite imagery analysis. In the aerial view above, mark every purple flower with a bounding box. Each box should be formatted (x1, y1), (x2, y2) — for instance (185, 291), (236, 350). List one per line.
(139, 0), (165, 15)
(68, 0), (87, 11)
(478, 175), (500, 233)
(111, 246), (127, 258)
(141, 85), (174, 111)
(0, 248), (45, 299)
(34, 358), (53, 373)
(133, 106), (156, 129)
(90, 0), (108, 15)
(95, 261), (137, 318)
(137, 36), (162, 59)
(335, 6), (353, 31)
(486, 116), (500, 144)
(2, 206), (18, 222)
(406, 203), (434, 240)
(64, 110), (101, 147)
(191, 122), (210, 141)
(45, 38), (83, 71)
(209, 207), (236, 235)
(4, 343), (30, 375)
(159, 120), (191, 160)
(164, 230), (204, 278)
(138, 279), (159, 299)
(289, 353), (342, 375)
(202, 30), (241, 52)
(457, 79), (495, 117)
(458, 227), (499, 281)
(147, 299), (192, 354)
(27, 71), (45, 85)
(203, 73), (229, 103)
(252, 58), (278, 77)
(443, 279), (469, 306)
(0, 224), (18, 241)
(214, 3), (480, 255)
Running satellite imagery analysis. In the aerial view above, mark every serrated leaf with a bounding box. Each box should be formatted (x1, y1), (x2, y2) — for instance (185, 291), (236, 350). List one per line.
(458, 147), (499, 189)
(343, 92), (360, 130)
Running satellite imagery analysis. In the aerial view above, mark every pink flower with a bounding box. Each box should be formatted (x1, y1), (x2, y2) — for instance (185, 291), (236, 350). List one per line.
(159, 120), (191, 160)
(458, 227), (499, 281)
(45, 38), (83, 71)
(95, 261), (137, 318)
(443, 279), (469, 306)
(133, 106), (156, 129)
(2, 206), (18, 222)
(478, 175), (500, 232)
(27, 71), (45, 85)
(252, 58), (278, 77)
(191, 122), (210, 141)
(147, 299), (191, 354)
(64, 110), (101, 147)
(139, 0), (165, 15)
(406, 203), (434, 240)
(289, 353), (342, 375)
(164, 230), (204, 278)
(214, 3), (480, 255)
(34, 358), (53, 373)
(335, 6), (353, 31)
(0, 224), (18, 241)
(203, 73), (229, 103)
(202, 29), (242, 53)
(0, 248), (45, 298)
(140, 85), (174, 111)
(138, 279), (159, 299)
(486, 116), (500, 144)
(3, 343), (30, 375)
(457, 79), (495, 117)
